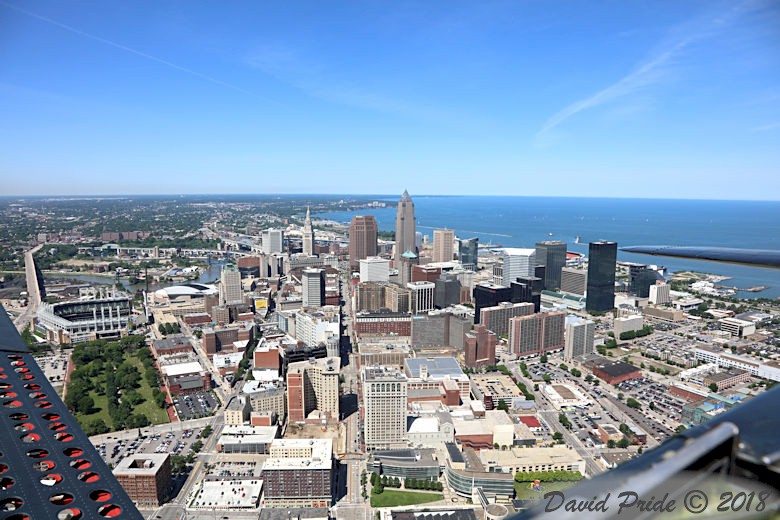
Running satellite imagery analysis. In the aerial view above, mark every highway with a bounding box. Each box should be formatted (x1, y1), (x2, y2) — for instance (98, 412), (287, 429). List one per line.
(14, 244), (44, 331)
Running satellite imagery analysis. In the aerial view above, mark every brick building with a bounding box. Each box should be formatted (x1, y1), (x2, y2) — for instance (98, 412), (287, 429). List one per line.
(113, 454), (172, 507)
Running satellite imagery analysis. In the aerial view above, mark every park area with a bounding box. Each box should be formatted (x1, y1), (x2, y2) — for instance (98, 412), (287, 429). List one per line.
(370, 489), (444, 508)
(65, 335), (169, 435)
(514, 480), (576, 500)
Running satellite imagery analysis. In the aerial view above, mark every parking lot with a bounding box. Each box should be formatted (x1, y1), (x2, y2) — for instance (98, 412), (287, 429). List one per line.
(173, 391), (219, 420)
(33, 352), (69, 385)
(95, 427), (206, 467)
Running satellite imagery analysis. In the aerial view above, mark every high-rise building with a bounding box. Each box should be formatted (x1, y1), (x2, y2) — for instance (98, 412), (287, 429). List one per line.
(508, 311), (566, 357)
(261, 438), (333, 507)
(220, 264), (243, 305)
(302, 268), (325, 308)
(649, 281), (671, 305)
(561, 267), (588, 296)
(407, 281), (435, 314)
(394, 190), (417, 263)
(398, 250), (418, 286)
(348, 215), (378, 268)
(498, 248), (536, 287)
(432, 228), (455, 263)
(363, 366), (408, 451)
(302, 206), (314, 256)
(465, 324), (497, 369)
(473, 282), (513, 324)
(458, 237), (479, 270)
(586, 241), (618, 312)
(434, 273), (461, 309)
(511, 275), (544, 312)
(113, 454), (172, 507)
(412, 265), (441, 283)
(535, 241), (567, 291)
(564, 317), (595, 363)
(359, 256), (390, 282)
(286, 357), (340, 423)
(355, 282), (387, 312)
(262, 228), (284, 254)
(479, 301), (534, 337)
(628, 264), (661, 298)
(385, 284), (411, 313)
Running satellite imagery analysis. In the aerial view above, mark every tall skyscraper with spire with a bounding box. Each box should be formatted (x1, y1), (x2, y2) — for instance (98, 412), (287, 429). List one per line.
(302, 206), (314, 256)
(394, 190), (416, 263)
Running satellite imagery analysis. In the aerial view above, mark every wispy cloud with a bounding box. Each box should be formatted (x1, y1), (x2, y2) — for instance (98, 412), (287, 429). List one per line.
(0, 1), (253, 96)
(536, 2), (755, 138)
(751, 122), (780, 132)
(245, 44), (455, 123)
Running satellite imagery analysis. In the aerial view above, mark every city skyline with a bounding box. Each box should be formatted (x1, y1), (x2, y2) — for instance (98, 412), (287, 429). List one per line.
(1, 1), (778, 199)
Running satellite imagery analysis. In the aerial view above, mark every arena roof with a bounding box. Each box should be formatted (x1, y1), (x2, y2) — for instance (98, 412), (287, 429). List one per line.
(154, 283), (218, 298)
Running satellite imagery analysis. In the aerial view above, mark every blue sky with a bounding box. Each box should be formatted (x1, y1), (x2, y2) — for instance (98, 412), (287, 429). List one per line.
(1, 1), (778, 199)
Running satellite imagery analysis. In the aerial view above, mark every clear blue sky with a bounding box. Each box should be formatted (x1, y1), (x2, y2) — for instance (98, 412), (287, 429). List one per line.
(1, 1), (778, 199)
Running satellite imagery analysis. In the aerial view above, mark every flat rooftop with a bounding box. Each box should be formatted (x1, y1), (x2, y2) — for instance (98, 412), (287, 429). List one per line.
(160, 360), (203, 377)
(551, 384), (577, 400)
(153, 335), (192, 351)
(218, 425), (278, 445)
(113, 453), (169, 476)
(471, 374), (523, 399)
(363, 365), (407, 381)
(262, 438), (333, 471)
(190, 478), (263, 509)
(405, 357), (467, 380)
(453, 409), (513, 436)
(592, 359), (640, 378)
(478, 446), (584, 466)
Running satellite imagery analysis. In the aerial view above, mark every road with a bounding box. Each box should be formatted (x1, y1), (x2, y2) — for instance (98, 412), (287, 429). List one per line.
(14, 244), (44, 331)
(508, 363), (605, 477)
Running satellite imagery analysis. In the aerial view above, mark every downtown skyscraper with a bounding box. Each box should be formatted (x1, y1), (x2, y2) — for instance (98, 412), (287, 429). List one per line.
(302, 206), (314, 256)
(586, 240), (618, 312)
(394, 190), (417, 263)
(349, 215), (378, 268)
(535, 240), (567, 291)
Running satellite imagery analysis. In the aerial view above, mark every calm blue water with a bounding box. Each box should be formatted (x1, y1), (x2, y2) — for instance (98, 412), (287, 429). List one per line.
(317, 197), (780, 299)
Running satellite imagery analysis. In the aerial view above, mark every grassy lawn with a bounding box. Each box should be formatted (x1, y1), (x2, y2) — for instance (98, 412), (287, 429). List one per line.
(71, 353), (168, 432)
(514, 480), (577, 500)
(370, 490), (444, 508)
(125, 356), (169, 424)
(73, 389), (111, 427)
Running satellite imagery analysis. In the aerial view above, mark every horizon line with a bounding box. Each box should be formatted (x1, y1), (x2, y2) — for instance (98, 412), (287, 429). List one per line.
(1, 193), (779, 203)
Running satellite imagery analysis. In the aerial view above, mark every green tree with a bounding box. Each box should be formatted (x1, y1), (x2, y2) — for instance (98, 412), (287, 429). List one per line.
(709, 383), (719, 392)
(75, 395), (95, 414)
(496, 400), (509, 412)
(617, 392), (624, 400)
(200, 425), (213, 438)
(552, 432), (563, 442)
(86, 418), (110, 436)
(540, 355), (548, 364)
(607, 439), (616, 449)
(626, 398), (642, 410)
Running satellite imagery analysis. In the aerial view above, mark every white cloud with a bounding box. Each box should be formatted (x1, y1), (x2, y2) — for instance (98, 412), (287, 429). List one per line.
(536, 1), (756, 138)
